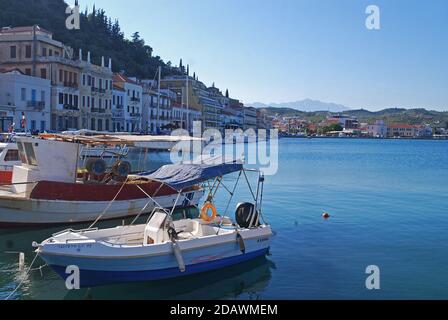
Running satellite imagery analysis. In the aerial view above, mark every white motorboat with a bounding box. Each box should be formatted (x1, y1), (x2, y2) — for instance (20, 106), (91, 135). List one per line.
(35, 161), (273, 287)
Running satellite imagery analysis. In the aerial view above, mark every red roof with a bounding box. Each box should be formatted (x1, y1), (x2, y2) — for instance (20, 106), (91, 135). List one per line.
(113, 73), (138, 85)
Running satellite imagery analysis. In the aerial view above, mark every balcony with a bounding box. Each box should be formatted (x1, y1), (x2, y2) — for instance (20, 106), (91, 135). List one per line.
(91, 87), (107, 94)
(115, 104), (124, 110)
(130, 113), (141, 118)
(130, 97), (141, 103)
(26, 101), (45, 110)
(63, 104), (79, 111)
(63, 81), (79, 89)
(91, 108), (106, 114)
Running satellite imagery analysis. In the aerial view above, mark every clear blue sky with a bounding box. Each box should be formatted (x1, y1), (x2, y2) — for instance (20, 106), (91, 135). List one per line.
(79, 0), (447, 111)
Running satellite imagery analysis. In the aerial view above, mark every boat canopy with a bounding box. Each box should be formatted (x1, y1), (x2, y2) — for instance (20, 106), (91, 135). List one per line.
(37, 133), (203, 149)
(134, 162), (243, 191)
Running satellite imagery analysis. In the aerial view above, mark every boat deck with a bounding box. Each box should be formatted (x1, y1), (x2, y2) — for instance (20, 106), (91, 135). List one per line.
(0, 186), (28, 199)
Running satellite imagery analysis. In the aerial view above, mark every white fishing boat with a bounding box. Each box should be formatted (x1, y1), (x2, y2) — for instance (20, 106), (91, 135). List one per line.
(35, 161), (273, 287)
(0, 136), (20, 184)
(0, 133), (205, 226)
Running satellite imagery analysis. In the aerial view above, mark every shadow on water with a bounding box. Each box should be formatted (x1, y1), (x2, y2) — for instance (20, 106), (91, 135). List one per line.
(64, 256), (275, 300)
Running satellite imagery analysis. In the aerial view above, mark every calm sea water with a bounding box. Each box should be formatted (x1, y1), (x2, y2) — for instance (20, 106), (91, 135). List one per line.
(1, 138), (448, 300)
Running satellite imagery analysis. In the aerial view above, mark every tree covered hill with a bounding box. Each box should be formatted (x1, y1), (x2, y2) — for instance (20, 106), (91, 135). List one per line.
(260, 107), (448, 127)
(0, 0), (183, 79)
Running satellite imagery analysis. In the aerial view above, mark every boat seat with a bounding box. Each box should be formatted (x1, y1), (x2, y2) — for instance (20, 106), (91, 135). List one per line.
(177, 220), (201, 240)
(143, 211), (168, 245)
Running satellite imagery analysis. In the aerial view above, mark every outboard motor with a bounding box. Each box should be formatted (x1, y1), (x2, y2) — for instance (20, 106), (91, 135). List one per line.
(235, 202), (260, 228)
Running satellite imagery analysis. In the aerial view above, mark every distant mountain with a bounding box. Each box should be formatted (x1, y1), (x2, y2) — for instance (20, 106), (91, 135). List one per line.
(249, 99), (351, 112)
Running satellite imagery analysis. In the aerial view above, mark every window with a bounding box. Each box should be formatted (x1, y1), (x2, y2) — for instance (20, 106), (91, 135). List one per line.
(31, 120), (36, 131)
(105, 119), (110, 131)
(59, 70), (63, 82)
(40, 68), (47, 79)
(42, 48), (47, 57)
(23, 142), (37, 166)
(49, 49), (53, 56)
(41, 90), (45, 104)
(74, 73), (78, 85)
(10, 46), (17, 58)
(82, 96), (85, 107)
(91, 118), (96, 130)
(74, 96), (78, 108)
(25, 45), (32, 58)
(99, 79), (103, 89)
(4, 149), (19, 162)
(82, 75), (86, 86)
(59, 93), (64, 104)
(113, 95), (116, 105)
(40, 121), (45, 132)
(16, 142), (27, 163)
(87, 96), (90, 108)
(99, 98), (102, 108)
(21, 88), (26, 101)
(91, 97), (95, 108)
(64, 71), (68, 83)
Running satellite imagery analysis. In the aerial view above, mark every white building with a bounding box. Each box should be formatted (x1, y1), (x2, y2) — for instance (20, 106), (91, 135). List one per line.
(367, 120), (387, 138)
(0, 69), (51, 132)
(112, 84), (125, 132)
(113, 74), (143, 133)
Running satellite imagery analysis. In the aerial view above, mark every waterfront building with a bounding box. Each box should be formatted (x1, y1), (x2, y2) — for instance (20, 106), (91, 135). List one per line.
(243, 106), (257, 130)
(367, 120), (387, 138)
(112, 84), (125, 132)
(141, 81), (173, 134)
(256, 110), (271, 130)
(0, 26), (82, 131)
(0, 69), (51, 132)
(79, 54), (113, 132)
(387, 124), (424, 138)
(113, 73), (142, 133)
(222, 105), (244, 130)
(161, 76), (220, 132)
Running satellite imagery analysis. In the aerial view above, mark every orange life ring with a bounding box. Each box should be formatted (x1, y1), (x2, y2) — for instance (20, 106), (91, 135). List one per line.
(201, 203), (217, 222)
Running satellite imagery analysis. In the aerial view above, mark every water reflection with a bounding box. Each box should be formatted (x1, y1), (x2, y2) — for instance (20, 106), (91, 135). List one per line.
(63, 257), (275, 300)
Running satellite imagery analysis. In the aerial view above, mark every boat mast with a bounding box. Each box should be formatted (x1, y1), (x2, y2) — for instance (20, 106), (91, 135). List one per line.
(157, 66), (161, 134)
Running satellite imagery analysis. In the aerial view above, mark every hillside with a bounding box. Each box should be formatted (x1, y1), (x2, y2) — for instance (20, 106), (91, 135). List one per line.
(260, 107), (448, 126)
(0, 0), (182, 79)
(249, 99), (350, 112)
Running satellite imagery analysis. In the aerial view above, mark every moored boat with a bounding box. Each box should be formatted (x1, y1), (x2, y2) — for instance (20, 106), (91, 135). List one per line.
(0, 133), (204, 226)
(35, 161), (273, 287)
(0, 140), (20, 184)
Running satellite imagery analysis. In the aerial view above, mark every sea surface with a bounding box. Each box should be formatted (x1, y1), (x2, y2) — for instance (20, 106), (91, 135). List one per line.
(1, 138), (448, 300)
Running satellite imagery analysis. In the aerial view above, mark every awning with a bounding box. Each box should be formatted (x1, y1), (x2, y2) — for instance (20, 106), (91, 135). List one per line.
(37, 133), (203, 150)
(135, 162), (243, 191)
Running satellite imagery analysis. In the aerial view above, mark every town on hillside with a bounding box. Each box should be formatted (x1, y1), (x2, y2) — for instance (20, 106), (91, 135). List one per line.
(0, 26), (271, 135)
(271, 111), (448, 140)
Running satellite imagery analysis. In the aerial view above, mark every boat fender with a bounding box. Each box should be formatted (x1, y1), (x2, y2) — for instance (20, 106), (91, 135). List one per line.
(236, 232), (246, 254)
(201, 203), (217, 223)
(86, 158), (107, 176)
(172, 241), (186, 273)
(112, 161), (131, 177)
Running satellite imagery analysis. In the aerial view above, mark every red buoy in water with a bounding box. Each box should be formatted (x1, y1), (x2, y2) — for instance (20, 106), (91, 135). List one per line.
(322, 212), (330, 220)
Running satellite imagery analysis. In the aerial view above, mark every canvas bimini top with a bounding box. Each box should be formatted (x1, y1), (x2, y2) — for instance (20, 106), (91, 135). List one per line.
(134, 162), (244, 191)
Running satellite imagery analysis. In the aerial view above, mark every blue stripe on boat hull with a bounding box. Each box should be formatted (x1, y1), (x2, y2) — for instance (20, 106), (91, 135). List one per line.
(50, 248), (269, 287)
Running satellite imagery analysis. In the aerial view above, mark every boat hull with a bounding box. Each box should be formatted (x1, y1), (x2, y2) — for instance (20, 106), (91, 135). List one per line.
(49, 248), (269, 287)
(0, 190), (204, 226)
(39, 227), (272, 287)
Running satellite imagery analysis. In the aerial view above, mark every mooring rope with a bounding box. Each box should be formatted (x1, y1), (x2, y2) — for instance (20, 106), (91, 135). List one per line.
(4, 252), (40, 301)
(88, 177), (129, 229)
